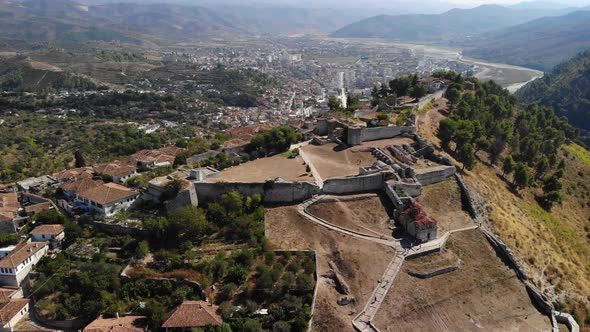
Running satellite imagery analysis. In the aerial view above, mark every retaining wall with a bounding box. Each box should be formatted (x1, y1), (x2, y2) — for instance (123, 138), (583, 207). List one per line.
(195, 181), (320, 204)
(360, 126), (416, 143)
(322, 172), (392, 195)
(415, 166), (456, 185)
(81, 219), (148, 236)
(407, 265), (459, 279)
(555, 311), (580, 332)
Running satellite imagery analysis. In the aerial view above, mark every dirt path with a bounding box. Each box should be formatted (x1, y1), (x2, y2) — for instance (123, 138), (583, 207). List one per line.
(416, 100), (448, 147)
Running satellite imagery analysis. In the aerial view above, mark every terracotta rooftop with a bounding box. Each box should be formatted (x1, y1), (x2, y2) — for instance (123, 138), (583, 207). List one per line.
(0, 192), (19, 221)
(0, 288), (18, 303)
(157, 145), (185, 157)
(0, 298), (29, 326)
(60, 178), (104, 194)
(31, 224), (65, 236)
(83, 315), (146, 332)
(78, 183), (138, 205)
(94, 163), (137, 178)
(402, 203), (438, 227)
(0, 241), (48, 268)
(24, 202), (53, 215)
(161, 301), (222, 328)
(130, 150), (176, 165)
(51, 168), (94, 181)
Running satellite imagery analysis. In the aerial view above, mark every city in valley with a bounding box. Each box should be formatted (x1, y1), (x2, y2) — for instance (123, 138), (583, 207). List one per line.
(0, 1), (589, 332)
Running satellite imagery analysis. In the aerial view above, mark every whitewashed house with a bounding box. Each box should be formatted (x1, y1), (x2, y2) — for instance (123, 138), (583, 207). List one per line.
(75, 183), (139, 217)
(0, 242), (49, 287)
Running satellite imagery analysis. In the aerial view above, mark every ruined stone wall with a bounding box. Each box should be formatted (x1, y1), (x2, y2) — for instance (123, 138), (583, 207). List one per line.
(166, 186), (198, 212)
(322, 172), (391, 195)
(415, 166), (456, 185)
(359, 126), (416, 143)
(195, 181), (320, 204)
(417, 88), (446, 110)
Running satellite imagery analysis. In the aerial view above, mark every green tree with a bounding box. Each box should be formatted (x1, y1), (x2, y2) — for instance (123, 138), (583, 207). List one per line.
(135, 240), (149, 259)
(273, 321), (292, 332)
(217, 323), (233, 332)
(502, 155), (515, 177)
(328, 96), (341, 111)
(535, 156), (549, 179)
(514, 163), (532, 190)
(459, 143), (477, 170)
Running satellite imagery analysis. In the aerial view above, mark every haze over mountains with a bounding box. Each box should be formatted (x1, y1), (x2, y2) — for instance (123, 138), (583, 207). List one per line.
(2, 0), (590, 71)
(330, 4), (578, 41)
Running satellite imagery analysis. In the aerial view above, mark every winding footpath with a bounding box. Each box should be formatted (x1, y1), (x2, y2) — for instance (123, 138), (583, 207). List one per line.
(297, 195), (478, 332)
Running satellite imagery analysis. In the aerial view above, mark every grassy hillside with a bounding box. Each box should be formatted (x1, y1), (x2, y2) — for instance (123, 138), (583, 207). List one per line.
(462, 145), (590, 328)
(462, 11), (590, 71)
(517, 50), (590, 139)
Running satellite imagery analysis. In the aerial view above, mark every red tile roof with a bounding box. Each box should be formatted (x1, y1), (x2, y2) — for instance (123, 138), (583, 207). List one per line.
(162, 301), (222, 328)
(0, 298), (29, 325)
(78, 183), (138, 205)
(0, 242), (48, 268)
(52, 168), (94, 181)
(0, 192), (19, 221)
(60, 178), (104, 194)
(83, 315), (146, 332)
(94, 163), (137, 178)
(31, 224), (65, 236)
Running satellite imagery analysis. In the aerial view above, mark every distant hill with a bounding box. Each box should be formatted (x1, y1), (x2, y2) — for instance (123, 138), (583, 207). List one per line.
(463, 11), (590, 71)
(0, 0), (369, 45)
(330, 5), (574, 41)
(517, 50), (590, 133)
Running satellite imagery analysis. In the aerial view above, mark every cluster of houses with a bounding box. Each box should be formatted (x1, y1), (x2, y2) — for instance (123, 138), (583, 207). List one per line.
(0, 221), (64, 331)
(82, 301), (223, 332)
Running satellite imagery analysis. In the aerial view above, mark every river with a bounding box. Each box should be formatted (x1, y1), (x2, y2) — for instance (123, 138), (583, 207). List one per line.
(329, 38), (543, 93)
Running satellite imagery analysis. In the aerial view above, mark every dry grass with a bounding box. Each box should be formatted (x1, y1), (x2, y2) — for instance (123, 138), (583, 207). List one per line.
(374, 230), (552, 331)
(301, 143), (376, 180)
(265, 206), (396, 331)
(462, 149), (590, 325)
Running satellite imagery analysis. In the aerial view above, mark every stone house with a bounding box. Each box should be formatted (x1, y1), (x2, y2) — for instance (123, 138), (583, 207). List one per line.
(0, 241), (49, 287)
(161, 301), (223, 331)
(75, 183), (139, 217)
(399, 203), (438, 243)
(30, 224), (65, 249)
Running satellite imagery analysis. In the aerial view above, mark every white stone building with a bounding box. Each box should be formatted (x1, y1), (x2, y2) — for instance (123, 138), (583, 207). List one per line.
(0, 242), (49, 287)
(30, 224), (65, 249)
(75, 183), (139, 217)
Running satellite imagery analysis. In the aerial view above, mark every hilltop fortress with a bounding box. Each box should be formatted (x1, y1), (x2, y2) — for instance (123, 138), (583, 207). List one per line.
(158, 114), (456, 244)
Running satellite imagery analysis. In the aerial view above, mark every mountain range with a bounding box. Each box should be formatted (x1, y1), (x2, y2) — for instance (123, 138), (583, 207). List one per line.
(329, 4), (577, 41)
(461, 10), (590, 71)
(0, 0), (370, 45)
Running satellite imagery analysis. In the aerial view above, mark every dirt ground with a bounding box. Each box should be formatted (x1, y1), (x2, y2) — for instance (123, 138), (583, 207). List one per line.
(265, 206), (396, 331)
(208, 155), (315, 183)
(29, 61), (63, 72)
(301, 143), (376, 180)
(373, 230), (553, 332)
(416, 100), (448, 147)
(416, 180), (476, 236)
(307, 195), (393, 237)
